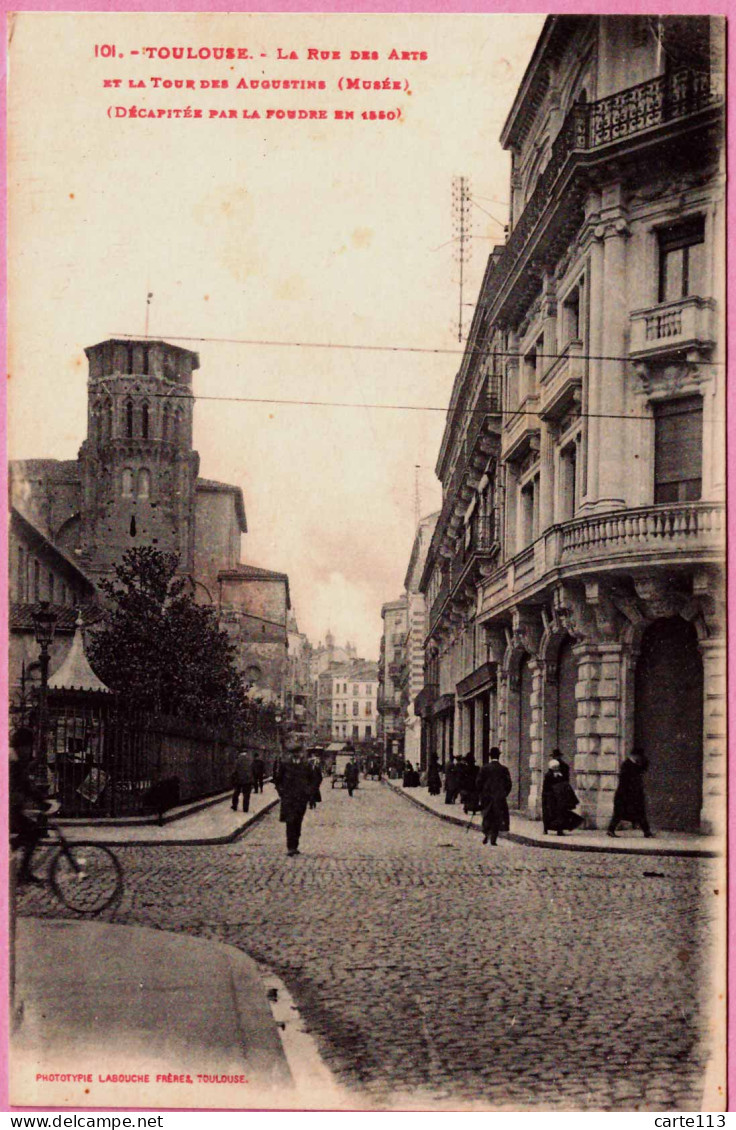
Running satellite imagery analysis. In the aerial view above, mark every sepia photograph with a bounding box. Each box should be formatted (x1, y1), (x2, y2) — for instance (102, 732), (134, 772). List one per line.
(5, 10), (727, 1113)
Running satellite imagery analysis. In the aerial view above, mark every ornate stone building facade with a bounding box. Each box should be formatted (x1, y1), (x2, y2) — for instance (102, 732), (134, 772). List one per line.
(419, 16), (725, 833)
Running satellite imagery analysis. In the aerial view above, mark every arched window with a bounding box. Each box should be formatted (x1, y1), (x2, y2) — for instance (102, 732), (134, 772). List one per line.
(125, 399), (134, 438)
(129, 515), (137, 538)
(122, 468), (134, 497)
(141, 401), (150, 440)
(162, 405), (170, 442)
(137, 468), (151, 499)
(103, 398), (113, 441)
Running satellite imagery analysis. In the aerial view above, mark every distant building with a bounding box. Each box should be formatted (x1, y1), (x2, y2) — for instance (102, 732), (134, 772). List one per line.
(402, 513), (439, 768)
(9, 337), (291, 707)
(377, 596), (408, 762)
(325, 660), (379, 745)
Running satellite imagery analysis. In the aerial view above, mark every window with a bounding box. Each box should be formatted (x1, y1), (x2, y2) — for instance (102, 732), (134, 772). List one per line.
(520, 474), (540, 547)
(562, 285), (581, 345)
(141, 402), (150, 440)
(17, 547), (25, 601)
(162, 406), (170, 442)
(658, 218), (705, 303)
(103, 398), (113, 441)
(130, 516), (137, 537)
(365, 726), (372, 739)
(126, 399), (134, 438)
(137, 468), (151, 499)
(33, 559), (40, 602)
(353, 701), (359, 716)
(365, 702), (372, 716)
(559, 442), (577, 522)
(352, 725), (359, 738)
(353, 685), (359, 696)
(653, 396), (703, 503)
(48, 572), (55, 602)
(122, 469), (134, 498)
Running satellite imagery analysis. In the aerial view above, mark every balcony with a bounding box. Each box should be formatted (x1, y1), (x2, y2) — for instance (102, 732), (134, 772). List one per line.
(503, 394), (540, 462)
(486, 68), (724, 326)
(539, 339), (584, 422)
(629, 296), (716, 361)
(450, 513), (499, 591)
(558, 501), (725, 568)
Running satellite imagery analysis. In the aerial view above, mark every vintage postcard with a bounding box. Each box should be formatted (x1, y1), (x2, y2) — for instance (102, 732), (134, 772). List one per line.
(5, 9), (728, 1113)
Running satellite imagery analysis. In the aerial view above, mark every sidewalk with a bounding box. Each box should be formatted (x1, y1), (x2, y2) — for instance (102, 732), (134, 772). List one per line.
(11, 917), (303, 1110)
(386, 779), (720, 858)
(57, 785), (279, 845)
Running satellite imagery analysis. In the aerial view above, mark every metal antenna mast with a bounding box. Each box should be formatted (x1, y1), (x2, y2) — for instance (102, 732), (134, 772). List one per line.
(451, 176), (472, 342)
(414, 464), (421, 527)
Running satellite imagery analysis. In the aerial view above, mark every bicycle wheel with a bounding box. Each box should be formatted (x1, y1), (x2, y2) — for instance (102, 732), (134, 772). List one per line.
(50, 842), (123, 914)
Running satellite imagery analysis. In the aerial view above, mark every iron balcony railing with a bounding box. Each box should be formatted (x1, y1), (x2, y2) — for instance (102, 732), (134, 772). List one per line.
(487, 68), (723, 314)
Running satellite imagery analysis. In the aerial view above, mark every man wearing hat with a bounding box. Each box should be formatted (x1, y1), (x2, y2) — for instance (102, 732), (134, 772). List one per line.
(476, 747), (512, 846)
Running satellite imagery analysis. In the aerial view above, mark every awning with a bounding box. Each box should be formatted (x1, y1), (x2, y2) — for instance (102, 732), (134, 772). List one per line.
(413, 685), (436, 718)
(457, 662), (496, 700)
(431, 693), (455, 717)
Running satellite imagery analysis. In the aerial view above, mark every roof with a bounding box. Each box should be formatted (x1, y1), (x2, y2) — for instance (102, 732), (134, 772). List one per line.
(500, 17), (589, 151)
(328, 661), (378, 681)
(11, 508), (97, 592)
(84, 339), (200, 368)
(48, 615), (110, 693)
(403, 511), (440, 592)
(10, 602), (105, 634)
(381, 596), (408, 617)
(196, 478), (247, 532)
(218, 563), (291, 609)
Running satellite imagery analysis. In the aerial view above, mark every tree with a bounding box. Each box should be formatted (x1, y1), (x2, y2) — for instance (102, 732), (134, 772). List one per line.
(87, 548), (246, 727)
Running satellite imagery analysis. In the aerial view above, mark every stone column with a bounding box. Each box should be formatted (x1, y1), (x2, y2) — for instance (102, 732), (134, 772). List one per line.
(538, 422), (556, 531)
(573, 641), (624, 827)
(698, 636), (726, 836)
(527, 657), (545, 818)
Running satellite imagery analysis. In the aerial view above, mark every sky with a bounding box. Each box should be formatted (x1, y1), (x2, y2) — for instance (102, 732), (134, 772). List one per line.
(7, 12), (545, 660)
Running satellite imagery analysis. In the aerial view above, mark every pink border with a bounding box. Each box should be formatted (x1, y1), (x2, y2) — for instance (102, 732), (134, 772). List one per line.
(1, 0), (732, 1115)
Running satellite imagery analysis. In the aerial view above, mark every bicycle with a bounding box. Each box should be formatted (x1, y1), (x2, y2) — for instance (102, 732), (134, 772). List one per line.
(20, 802), (124, 915)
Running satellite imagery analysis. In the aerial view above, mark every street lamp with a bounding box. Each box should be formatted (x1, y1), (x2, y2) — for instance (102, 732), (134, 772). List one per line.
(32, 600), (59, 768)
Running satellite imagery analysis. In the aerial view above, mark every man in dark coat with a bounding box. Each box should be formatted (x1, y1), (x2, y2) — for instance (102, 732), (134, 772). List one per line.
(476, 747), (512, 846)
(542, 758), (582, 835)
(231, 752), (253, 813)
(251, 754), (265, 794)
(608, 749), (652, 837)
(344, 758), (359, 797)
(274, 752), (313, 855)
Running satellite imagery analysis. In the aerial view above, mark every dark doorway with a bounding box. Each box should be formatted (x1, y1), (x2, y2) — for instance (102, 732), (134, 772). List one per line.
(556, 636), (578, 768)
(515, 656), (533, 811)
(481, 691), (491, 764)
(634, 617), (703, 831)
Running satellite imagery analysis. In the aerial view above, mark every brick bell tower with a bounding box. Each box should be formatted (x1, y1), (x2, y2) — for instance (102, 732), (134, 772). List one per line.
(78, 339), (200, 580)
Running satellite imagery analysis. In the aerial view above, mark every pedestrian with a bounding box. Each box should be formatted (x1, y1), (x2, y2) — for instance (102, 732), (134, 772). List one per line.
(476, 747), (512, 846)
(608, 749), (653, 838)
(274, 751), (313, 856)
(251, 754), (265, 794)
(542, 758), (583, 835)
(307, 758), (322, 810)
(344, 758), (359, 797)
(444, 756), (460, 805)
(551, 747), (571, 782)
(427, 758), (441, 797)
(231, 751), (253, 813)
(460, 755), (480, 814)
(9, 727), (50, 885)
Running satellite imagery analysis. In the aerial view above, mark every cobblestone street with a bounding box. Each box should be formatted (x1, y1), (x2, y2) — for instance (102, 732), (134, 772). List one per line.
(18, 782), (719, 1111)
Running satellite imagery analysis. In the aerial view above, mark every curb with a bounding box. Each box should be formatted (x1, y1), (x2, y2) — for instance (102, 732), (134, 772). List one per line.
(51, 797), (280, 848)
(57, 789), (234, 828)
(384, 780), (719, 859)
